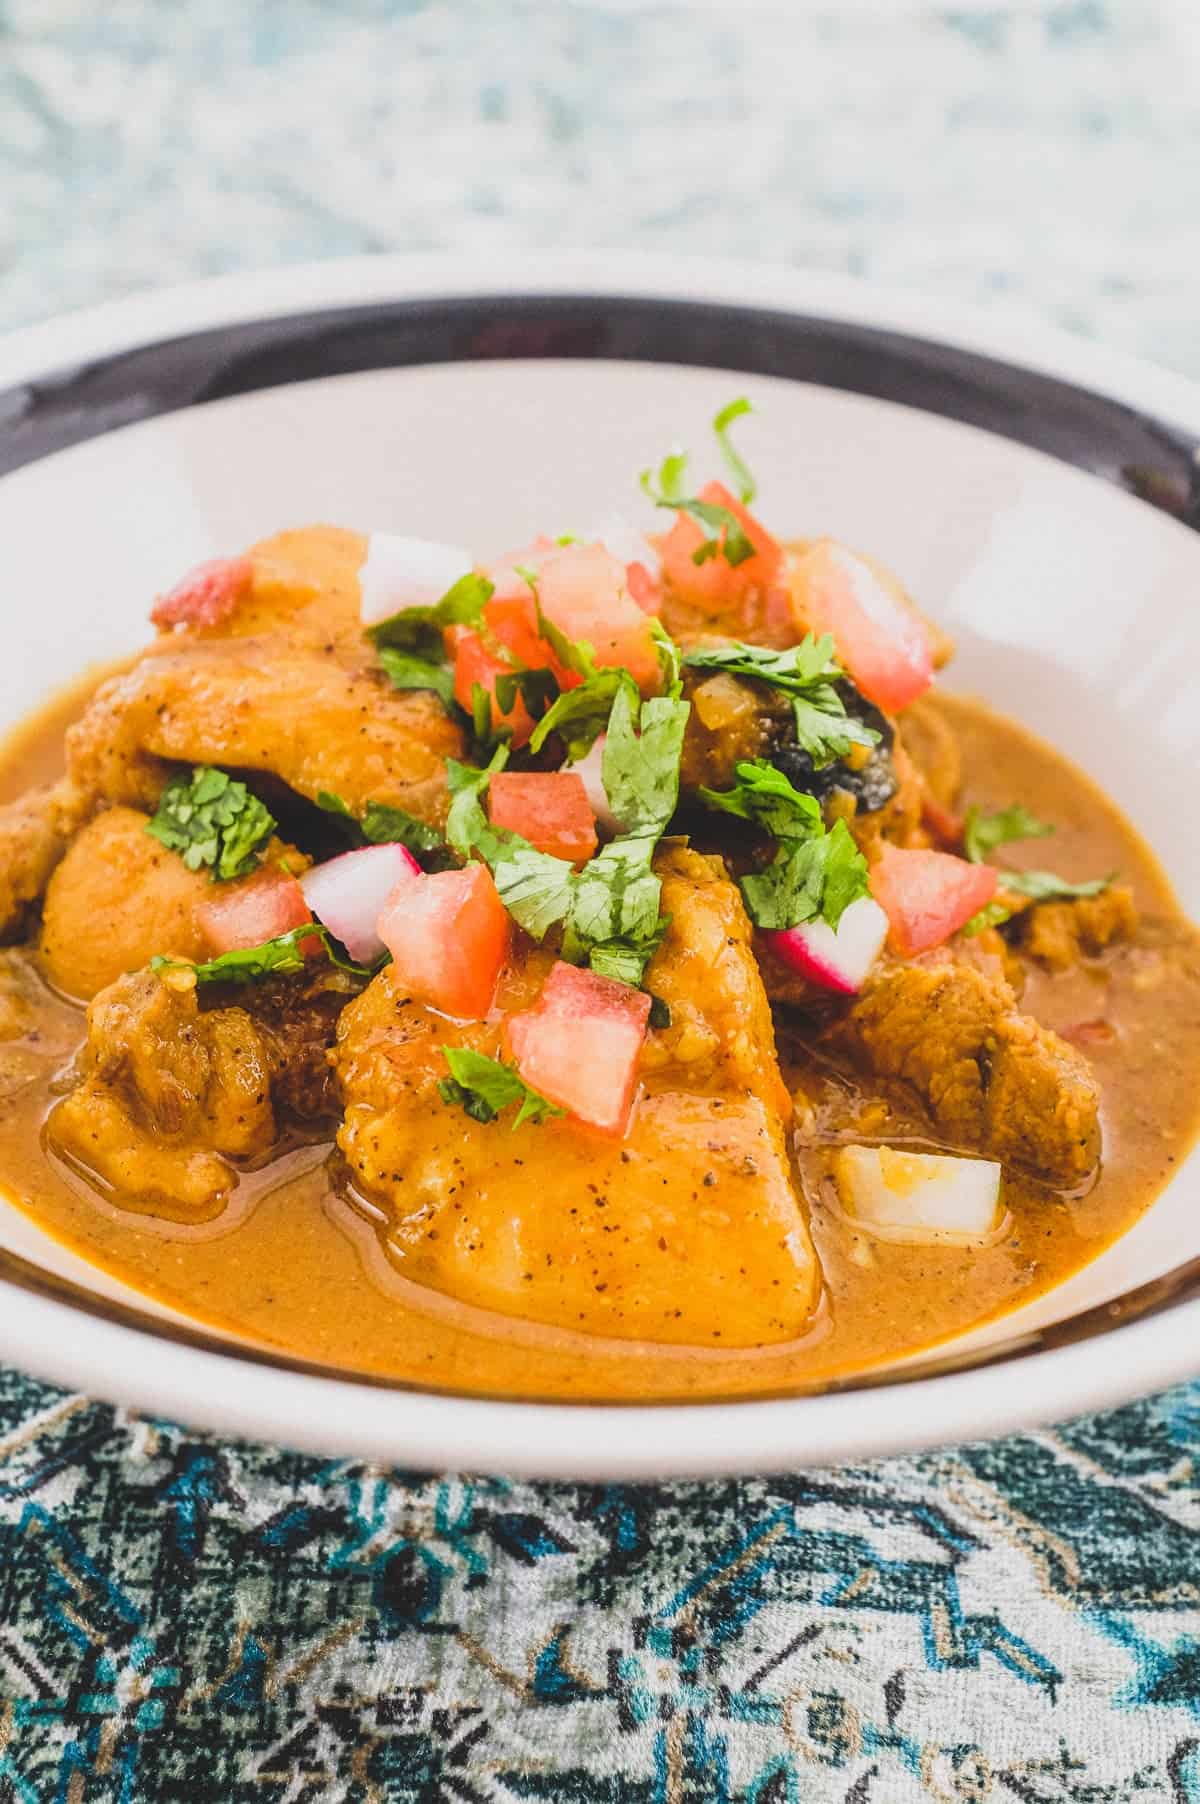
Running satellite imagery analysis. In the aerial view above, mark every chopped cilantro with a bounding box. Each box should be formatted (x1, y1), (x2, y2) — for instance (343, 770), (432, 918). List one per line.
(740, 818), (869, 933)
(712, 396), (757, 505)
(528, 668), (634, 760)
(315, 790), (443, 856)
(151, 923), (375, 986)
(1002, 869), (1114, 903)
(681, 636), (880, 771)
(963, 803), (1054, 864)
(493, 665), (559, 719)
(962, 900), (1017, 937)
(377, 646), (456, 710)
(698, 759), (823, 841)
(600, 684), (690, 838)
(146, 766), (276, 882)
(367, 571), (493, 659)
(438, 1046), (564, 1128)
(446, 751), (578, 941)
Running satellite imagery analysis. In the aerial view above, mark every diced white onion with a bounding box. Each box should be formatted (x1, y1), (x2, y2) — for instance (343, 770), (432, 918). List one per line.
(569, 735), (619, 834)
(359, 532), (474, 625)
(300, 843), (421, 964)
(834, 1145), (1002, 1246)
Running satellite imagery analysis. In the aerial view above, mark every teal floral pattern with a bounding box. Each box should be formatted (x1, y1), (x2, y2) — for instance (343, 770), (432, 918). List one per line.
(3, 1368), (1200, 1799)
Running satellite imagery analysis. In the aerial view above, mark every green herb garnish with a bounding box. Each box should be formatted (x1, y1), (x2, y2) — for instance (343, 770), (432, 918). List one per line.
(682, 635), (880, 771)
(528, 668), (634, 761)
(315, 790), (444, 857)
(367, 571), (493, 659)
(151, 923), (376, 986)
(146, 767), (276, 882)
(639, 399), (760, 566)
(698, 759), (823, 841)
(963, 804), (1054, 865)
(438, 1047), (564, 1128)
(1001, 869), (1114, 903)
(377, 647), (456, 710)
(446, 750), (578, 941)
(712, 396), (757, 505)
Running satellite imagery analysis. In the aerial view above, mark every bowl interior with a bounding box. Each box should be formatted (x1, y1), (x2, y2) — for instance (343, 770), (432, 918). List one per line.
(1, 350), (1198, 1377)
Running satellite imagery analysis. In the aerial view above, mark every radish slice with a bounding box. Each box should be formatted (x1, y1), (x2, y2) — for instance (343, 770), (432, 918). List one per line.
(359, 533), (474, 626)
(300, 843), (420, 964)
(569, 735), (619, 835)
(835, 1146), (1002, 1246)
(762, 895), (888, 994)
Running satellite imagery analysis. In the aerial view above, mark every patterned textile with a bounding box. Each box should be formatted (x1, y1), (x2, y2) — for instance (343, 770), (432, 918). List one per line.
(3, 1366), (1200, 1800)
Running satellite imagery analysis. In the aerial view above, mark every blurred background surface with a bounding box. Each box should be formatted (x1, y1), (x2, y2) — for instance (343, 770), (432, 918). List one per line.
(3, 0), (1198, 374)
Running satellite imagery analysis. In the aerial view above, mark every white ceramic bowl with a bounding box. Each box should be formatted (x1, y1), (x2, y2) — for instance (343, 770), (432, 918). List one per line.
(1, 255), (1198, 1477)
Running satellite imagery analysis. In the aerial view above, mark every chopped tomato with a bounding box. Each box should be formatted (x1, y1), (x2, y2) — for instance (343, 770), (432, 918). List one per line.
(488, 772), (597, 864)
(789, 538), (933, 713)
(446, 625), (537, 748)
(378, 863), (510, 1020)
(486, 537), (558, 601)
(506, 962), (652, 1135)
(196, 868), (319, 956)
(536, 543), (661, 692)
(626, 559), (661, 614)
(869, 845), (998, 957)
(658, 480), (782, 614)
(481, 593), (579, 690)
(151, 556), (253, 631)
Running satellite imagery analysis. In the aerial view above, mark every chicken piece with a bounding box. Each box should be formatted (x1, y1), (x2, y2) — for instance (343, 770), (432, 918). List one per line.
(65, 526), (463, 828)
(0, 779), (87, 940)
(40, 807), (212, 1000)
(335, 847), (819, 1347)
(836, 956), (1101, 1185)
(46, 965), (352, 1213)
(1018, 885), (1139, 974)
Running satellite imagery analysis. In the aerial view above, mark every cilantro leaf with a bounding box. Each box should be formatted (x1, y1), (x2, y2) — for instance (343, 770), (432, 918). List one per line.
(377, 647), (456, 710)
(640, 461), (754, 568)
(963, 804), (1055, 865)
(562, 838), (667, 986)
(367, 571), (493, 659)
(740, 818), (869, 933)
(962, 900), (1017, 937)
(1001, 869), (1114, 902)
(698, 759), (823, 842)
(712, 397), (757, 505)
(528, 668), (634, 760)
(437, 1046), (564, 1128)
(601, 686), (690, 838)
(151, 923), (375, 986)
(315, 790), (444, 856)
(493, 665), (559, 720)
(682, 636), (880, 771)
(146, 766), (276, 882)
(649, 617), (683, 697)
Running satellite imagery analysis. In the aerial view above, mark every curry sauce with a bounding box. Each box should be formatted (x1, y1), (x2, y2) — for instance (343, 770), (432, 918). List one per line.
(2, 674), (1197, 1403)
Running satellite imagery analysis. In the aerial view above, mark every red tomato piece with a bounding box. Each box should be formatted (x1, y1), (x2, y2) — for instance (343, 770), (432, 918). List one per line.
(869, 845), (998, 958)
(481, 593), (579, 691)
(447, 626), (536, 749)
(790, 538), (933, 713)
(506, 962), (652, 1135)
(488, 772), (597, 864)
(658, 480), (781, 613)
(625, 559), (661, 614)
(378, 863), (510, 1021)
(196, 869), (319, 956)
(536, 543), (661, 692)
(486, 537), (558, 601)
(151, 556), (253, 630)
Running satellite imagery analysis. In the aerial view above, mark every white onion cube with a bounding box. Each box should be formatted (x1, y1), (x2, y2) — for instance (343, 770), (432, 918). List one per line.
(835, 1145), (1001, 1246)
(359, 532), (474, 625)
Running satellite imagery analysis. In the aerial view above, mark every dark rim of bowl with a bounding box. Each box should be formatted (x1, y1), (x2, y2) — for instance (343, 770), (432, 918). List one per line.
(1, 287), (1198, 1408)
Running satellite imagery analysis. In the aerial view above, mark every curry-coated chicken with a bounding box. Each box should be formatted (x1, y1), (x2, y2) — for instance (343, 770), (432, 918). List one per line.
(335, 847), (819, 1347)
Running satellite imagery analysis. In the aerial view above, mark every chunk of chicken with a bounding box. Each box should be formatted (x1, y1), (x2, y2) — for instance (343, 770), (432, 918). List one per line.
(335, 847), (819, 1346)
(65, 526), (463, 828)
(47, 966), (351, 1213)
(0, 780), (86, 940)
(40, 807), (212, 1000)
(836, 955), (1101, 1185)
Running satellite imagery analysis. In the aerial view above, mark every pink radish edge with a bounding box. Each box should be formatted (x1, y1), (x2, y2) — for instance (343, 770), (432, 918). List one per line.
(300, 842), (421, 965)
(761, 895), (888, 995)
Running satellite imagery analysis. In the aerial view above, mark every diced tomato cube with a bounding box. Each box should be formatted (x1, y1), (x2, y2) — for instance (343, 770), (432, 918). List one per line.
(789, 538), (933, 713)
(151, 556), (253, 630)
(486, 537), (558, 601)
(378, 863), (510, 1020)
(196, 868), (319, 956)
(481, 592), (579, 691)
(869, 845), (998, 957)
(447, 626), (537, 748)
(505, 962), (652, 1135)
(536, 543), (661, 692)
(658, 480), (781, 614)
(625, 559), (661, 614)
(488, 772), (597, 864)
